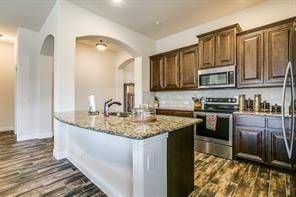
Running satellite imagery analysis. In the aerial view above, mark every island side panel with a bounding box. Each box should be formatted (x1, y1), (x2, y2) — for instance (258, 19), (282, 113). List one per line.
(167, 125), (194, 197)
(132, 133), (168, 197)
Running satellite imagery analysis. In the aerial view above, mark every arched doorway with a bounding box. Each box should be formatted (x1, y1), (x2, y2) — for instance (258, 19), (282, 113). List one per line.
(75, 35), (140, 112)
(40, 35), (55, 135)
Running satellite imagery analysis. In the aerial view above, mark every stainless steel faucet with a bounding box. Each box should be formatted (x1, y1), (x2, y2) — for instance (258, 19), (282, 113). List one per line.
(104, 99), (122, 117)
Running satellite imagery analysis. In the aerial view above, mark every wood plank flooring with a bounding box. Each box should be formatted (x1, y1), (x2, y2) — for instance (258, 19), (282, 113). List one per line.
(0, 131), (295, 197)
(0, 131), (107, 197)
(191, 152), (296, 197)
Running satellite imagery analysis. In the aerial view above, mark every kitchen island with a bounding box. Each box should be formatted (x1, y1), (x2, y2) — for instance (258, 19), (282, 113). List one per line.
(54, 111), (202, 197)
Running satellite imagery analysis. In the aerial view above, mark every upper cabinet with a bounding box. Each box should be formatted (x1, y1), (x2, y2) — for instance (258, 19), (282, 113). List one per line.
(197, 24), (241, 69)
(150, 45), (198, 91)
(163, 52), (180, 89)
(150, 55), (164, 91)
(180, 46), (199, 88)
(237, 17), (296, 88)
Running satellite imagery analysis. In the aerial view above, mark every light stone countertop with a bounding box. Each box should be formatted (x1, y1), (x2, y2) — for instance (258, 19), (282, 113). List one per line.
(156, 107), (194, 112)
(233, 111), (291, 117)
(55, 111), (202, 140)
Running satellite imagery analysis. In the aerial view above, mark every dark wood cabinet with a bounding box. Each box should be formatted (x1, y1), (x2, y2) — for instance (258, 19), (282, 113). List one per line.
(237, 17), (296, 88)
(234, 114), (294, 169)
(150, 44), (198, 91)
(198, 35), (215, 69)
(180, 46), (199, 88)
(150, 56), (163, 91)
(264, 22), (294, 85)
(163, 52), (180, 89)
(197, 24), (241, 69)
(235, 126), (265, 163)
(215, 28), (236, 67)
(237, 31), (264, 87)
(156, 109), (193, 118)
(266, 129), (292, 168)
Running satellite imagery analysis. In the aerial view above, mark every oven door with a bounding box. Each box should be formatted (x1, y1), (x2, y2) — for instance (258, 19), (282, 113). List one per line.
(194, 111), (233, 146)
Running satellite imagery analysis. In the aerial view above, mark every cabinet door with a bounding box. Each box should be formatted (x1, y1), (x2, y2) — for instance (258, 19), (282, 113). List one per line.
(215, 28), (236, 67)
(163, 52), (180, 89)
(237, 31), (264, 87)
(264, 22), (294, 85)
(199, 34), (215, 69)
(266, 129), (293, 168)
(150, 56), (163, 91)
(234, 127), (265, 163)
(180, 46), (199, 89)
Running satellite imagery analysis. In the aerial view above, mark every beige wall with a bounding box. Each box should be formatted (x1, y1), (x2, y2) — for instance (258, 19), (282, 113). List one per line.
(0, 42), (15, 131)
(75, 43), (118, 111)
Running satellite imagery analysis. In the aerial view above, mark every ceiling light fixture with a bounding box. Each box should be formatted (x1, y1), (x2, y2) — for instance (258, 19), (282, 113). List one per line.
(96, 40), (107, 51)
(113, 0), (122, 3)
(154, 21), (161, 26)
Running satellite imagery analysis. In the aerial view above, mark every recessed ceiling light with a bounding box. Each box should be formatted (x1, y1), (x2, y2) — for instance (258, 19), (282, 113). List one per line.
(113, 0), (122, 3)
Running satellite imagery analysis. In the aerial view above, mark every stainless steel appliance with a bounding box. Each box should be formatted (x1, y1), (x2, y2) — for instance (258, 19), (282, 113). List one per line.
(198, 65), (235, 89)
(281, 23), (295, 176)
(194, 97), (238, 159)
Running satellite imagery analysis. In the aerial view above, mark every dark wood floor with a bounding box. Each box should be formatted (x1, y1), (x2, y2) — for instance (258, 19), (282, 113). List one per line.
(1, 131), (295, 197)
(191, 152), (296, 197)
(0, 131), (107, 197)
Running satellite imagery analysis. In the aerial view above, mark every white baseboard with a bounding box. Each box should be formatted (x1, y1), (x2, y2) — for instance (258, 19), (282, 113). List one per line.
(53, 149), (67, 160)
(0, 126), (14, 132)
(17, 132), (53, 141)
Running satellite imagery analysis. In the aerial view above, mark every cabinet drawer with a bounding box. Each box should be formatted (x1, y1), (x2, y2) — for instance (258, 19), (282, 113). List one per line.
(234, 115), (265, 128)
(157, 109), (174, 116)
(267, 117), (292, 130)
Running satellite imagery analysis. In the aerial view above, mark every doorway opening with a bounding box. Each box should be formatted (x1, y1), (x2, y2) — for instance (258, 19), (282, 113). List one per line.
(40, 35), (55, 135)
(124, 83), (135, 112)
(0, 40), (15, 134)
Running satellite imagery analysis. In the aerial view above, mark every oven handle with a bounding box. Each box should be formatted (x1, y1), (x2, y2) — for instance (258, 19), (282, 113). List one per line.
(194, 111), (232, 118)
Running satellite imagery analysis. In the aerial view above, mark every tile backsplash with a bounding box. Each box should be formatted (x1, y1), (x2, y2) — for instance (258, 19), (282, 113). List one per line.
(143, 87), (289, 109)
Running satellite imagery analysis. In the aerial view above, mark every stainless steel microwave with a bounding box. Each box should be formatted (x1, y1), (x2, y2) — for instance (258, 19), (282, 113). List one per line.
(198, 65), (235, 89)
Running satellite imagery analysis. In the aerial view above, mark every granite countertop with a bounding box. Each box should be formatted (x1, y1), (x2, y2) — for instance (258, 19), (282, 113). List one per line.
(55, 111), (202, 140)
(156, 107), (194, 112)
(233, 111), (289, 117)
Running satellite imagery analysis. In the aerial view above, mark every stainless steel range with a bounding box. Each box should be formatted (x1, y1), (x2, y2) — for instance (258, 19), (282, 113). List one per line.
(194, 97), (238, 159)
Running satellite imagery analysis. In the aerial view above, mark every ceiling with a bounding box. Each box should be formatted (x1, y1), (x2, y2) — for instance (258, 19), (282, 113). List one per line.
(69, 0), (266, 39)
(0, 0), (57, 42)
(0, 0), (266, 42)
(76, 36), (124, 53)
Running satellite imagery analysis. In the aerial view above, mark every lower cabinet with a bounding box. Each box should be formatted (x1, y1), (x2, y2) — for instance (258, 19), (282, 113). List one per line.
(156, 109), (193, 118)
(234, 114), (294, 169)
(235, 127), (265, 163)
(266, 129), (292, 168)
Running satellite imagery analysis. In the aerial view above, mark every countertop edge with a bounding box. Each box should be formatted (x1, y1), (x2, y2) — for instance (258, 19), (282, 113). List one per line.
(54, 115), (202, 140)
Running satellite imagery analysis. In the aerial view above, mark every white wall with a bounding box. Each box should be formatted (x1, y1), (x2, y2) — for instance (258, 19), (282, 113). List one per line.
(0, 42), (15, 131)
(156, 0), (296, 53)
(15, 28), (40, 140)
(75, 43), (117, 111)
(123, 61), (135, 84)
